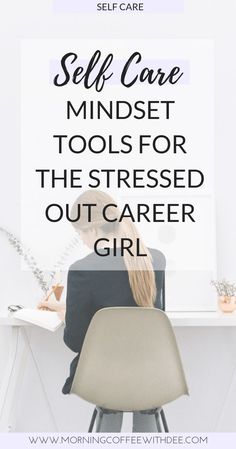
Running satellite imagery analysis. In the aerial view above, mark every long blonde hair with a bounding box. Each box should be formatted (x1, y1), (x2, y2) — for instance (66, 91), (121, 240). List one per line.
(70, 190), (156, 307)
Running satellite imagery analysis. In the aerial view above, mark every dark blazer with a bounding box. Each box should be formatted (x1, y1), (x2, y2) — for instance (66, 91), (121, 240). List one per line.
(62, 248), (166, 394)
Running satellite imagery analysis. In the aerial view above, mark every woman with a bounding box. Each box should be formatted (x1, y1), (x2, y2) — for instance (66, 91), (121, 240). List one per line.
(39, 190), (166, 432)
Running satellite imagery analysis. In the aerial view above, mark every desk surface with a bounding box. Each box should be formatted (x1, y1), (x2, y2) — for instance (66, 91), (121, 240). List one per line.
(1, 309), (236, 327)
(167, 311), (236, 327)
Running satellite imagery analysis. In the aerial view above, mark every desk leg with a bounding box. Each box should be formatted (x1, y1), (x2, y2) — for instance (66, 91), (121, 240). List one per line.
(215, 329), (236, 431)
(0, 327), (28, 432)
(21, 328), (58, 431)
(0, 326), (58, 432)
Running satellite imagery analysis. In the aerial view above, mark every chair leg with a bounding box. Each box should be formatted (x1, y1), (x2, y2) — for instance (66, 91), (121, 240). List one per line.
(160, 409), (169, 433)
(95, 408), (104, 432)
(88, 407), (98, 433)
(154, 409), (162, 432)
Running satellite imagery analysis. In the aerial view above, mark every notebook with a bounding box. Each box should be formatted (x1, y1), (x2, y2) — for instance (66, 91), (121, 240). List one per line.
(12, 308), (63, 332)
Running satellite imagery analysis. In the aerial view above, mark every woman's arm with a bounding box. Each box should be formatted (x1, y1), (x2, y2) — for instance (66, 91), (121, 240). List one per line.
(38, 268), (93, 352)
(63, 267), (93, 353)
(38, 268), (92, 338)
(152, 249), (166, 311)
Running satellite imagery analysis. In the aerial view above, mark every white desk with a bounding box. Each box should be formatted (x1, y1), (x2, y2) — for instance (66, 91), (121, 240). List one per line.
(2, 309), (236, 327)
(167, 310), (236, 327)
(1, 309), (236, 432)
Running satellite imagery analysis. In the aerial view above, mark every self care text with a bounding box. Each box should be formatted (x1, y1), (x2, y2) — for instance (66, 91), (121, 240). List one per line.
(97, 3), (144, 11)
(53, 51), (183, 92)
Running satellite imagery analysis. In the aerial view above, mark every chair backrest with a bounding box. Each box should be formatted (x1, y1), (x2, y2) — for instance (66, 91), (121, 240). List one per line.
(71, 307), (188, 411)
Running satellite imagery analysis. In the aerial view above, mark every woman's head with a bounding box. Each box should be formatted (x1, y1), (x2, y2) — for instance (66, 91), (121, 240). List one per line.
(70, 190), (157, 307)
(70, 189), (121, 249)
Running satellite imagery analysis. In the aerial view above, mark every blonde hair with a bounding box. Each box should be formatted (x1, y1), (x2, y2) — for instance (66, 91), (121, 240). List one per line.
(71, 190), (156, 307)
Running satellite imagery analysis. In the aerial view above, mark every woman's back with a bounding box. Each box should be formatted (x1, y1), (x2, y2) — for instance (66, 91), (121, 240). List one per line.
(62, 247), (166, 394)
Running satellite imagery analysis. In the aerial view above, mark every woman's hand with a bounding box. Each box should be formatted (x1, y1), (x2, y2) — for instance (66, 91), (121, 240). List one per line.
(37, 298), (66, 313)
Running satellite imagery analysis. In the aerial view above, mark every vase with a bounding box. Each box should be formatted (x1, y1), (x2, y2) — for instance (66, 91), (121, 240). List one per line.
(53, 285), (64, 301)
(218, 295), (235, 313)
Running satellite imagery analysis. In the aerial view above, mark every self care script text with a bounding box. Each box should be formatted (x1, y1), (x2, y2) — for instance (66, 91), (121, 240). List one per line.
(34, 48), (204, 257)
(53, 50), (183, 92)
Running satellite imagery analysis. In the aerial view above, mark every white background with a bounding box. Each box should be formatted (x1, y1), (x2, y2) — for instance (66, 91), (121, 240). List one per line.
(0, 0), (236, 432)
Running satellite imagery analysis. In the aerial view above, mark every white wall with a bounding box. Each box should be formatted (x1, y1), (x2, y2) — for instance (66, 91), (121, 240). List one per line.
(1, 0), (236, 432)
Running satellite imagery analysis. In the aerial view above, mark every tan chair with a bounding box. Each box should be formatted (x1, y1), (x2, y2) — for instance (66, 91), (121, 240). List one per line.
(70, 307), (189, 432)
